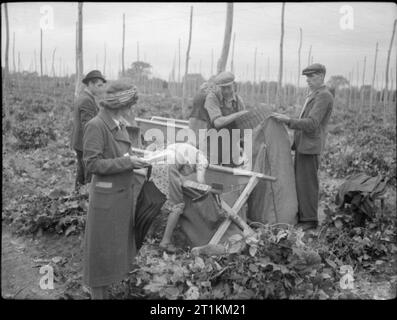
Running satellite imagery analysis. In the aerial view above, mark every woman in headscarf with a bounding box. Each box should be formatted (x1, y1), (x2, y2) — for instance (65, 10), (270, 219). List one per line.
(82, 79), (149, 299)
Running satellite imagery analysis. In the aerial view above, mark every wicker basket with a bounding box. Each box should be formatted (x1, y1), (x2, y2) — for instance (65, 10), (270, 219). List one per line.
(235, 106), (272, 130)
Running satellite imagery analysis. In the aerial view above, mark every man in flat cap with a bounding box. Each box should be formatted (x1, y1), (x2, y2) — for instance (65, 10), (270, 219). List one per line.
(204, 71), (248, 166)
(271, 63), (334, 231)
(71, 70), (107, 191)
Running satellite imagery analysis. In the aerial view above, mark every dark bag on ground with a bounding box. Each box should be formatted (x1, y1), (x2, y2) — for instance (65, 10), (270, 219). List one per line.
(335, 173), (388, 226)
(135, 165), (167, 250)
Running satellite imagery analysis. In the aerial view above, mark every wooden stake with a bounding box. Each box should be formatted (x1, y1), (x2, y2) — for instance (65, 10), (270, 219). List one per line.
(217, 3), (233, 74)
(181, 6), (193, 118)
(75, 3), (84, 98)
(59, 57), (62, 78)
(51, 47), (56, 77)
(40, 28), (43, 77)
(355, 61), (359, 111)
(360, 56), (366, 114)
(230, 32), (236, 73)
(267, 57), (270, 106)
(384, 19), (397, 124)
(109, 58), (112, 80)
(348, 70), (352, 110)
(178, 38), (181, 83)
(277, 2), (285, 108)
(253, 47), (257, 103)
(34, 49), (37, 73)
(12, 32), (16, 73)
(3, 3), (11, 129)
(389, 68), (394, 107)
(122, 13), (125, 76)
(376, 73), (379, 105)
(369, 42), (378, 115)
(297, 27), (302, 102)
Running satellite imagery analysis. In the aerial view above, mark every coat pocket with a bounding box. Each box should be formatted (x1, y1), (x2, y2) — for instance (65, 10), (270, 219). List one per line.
(91, 189), (113, 209)
(91, 186), (127, 209)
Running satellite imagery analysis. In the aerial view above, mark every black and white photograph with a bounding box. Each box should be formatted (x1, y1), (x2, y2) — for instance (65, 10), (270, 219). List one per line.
(1, 2), (396, 303)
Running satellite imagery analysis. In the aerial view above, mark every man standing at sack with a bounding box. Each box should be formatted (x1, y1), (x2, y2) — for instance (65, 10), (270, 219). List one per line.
(71, 70), (106, 191)
(204, 71), (248, 166)
(271, 63), (334, 231)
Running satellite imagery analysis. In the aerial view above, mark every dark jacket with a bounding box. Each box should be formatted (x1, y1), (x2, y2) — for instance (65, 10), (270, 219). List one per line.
(71, 89), (99, 151)
(82, 108), (144, 287)
(288, 86), (334, 155)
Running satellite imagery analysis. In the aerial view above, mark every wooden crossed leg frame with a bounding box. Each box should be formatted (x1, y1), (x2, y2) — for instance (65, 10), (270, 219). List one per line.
(189, 165), (276, 255)
(130, 147), (276, 255)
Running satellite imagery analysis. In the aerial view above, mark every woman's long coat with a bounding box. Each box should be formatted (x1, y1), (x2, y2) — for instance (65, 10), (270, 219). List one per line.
(82, 108), (145, 288)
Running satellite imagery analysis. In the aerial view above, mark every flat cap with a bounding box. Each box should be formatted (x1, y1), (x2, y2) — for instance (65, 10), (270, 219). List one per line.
(82, 70), (107, 85)
(214, 71), (235, 86)
(302, 63), (326, 76)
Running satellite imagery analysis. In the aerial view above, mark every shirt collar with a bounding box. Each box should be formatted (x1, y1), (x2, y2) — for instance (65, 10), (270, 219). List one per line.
(98, 108), (119, 131)
(221, 92), (237, 104)
(308, 84), (326, 96)
(113, 117), (120, 127)
(84, 88), (96, 100)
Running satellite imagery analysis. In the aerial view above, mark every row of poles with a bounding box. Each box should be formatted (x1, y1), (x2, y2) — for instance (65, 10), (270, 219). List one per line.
(2, 3), (396, 123)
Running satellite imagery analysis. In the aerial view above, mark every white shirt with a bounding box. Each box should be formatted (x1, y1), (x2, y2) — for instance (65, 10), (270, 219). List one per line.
(166, 143), (208, 167)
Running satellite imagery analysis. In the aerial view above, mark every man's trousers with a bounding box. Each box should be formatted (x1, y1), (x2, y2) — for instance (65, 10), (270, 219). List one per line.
(294, 152), (320, 222)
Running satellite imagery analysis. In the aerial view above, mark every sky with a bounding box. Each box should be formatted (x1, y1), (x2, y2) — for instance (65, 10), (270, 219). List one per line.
(1, 2), (397, 87)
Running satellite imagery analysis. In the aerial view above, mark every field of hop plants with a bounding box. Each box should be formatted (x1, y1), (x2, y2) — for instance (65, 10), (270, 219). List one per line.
(2, 74), (396, 300)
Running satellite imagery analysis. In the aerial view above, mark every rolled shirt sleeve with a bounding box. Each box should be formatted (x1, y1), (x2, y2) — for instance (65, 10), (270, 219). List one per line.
(236, 95), (246, 111)
(204, 92), (223, 125)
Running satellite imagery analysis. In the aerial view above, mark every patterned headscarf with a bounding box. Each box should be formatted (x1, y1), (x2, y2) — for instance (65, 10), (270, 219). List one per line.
(100, 84), (138, 109)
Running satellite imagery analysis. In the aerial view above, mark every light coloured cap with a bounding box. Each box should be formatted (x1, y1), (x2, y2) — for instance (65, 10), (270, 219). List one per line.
(214, 71), (235, 87)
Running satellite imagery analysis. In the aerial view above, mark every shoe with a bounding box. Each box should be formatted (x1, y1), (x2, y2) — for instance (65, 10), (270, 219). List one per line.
(159, 243), (177, 254)
(296, 221), (318, 231)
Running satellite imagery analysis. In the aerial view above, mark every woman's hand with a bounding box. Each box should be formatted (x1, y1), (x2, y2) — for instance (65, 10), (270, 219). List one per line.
(129, 155), (149, 168)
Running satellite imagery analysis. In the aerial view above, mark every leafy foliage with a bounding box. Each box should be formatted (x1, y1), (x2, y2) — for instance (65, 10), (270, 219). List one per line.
(316, 203), (397, 270)
(112, 226), (345, 300)
(3, 191), (88, 236)
(322, 112), (396, 187)
(12, 124), (56, 149)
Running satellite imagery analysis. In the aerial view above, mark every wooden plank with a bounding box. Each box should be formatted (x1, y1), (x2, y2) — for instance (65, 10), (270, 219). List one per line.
(221, 200), (252, 233)
(209, 219), (232, 245)
(207, 164), (276, 181)
(135, 117), (189, 143)
(229, 176), (259, 213)
(151, 116), (189, 125)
